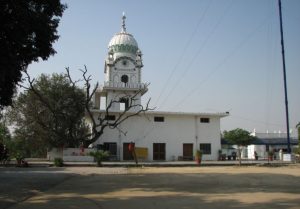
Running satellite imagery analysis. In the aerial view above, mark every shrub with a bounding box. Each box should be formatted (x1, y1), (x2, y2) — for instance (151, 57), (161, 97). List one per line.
(292, 147), (300, 155)
(54, 157), (63, 167)
(195, 150), (203, 158)
(268, 150), (274, 157)
(89, 150), (110, 167)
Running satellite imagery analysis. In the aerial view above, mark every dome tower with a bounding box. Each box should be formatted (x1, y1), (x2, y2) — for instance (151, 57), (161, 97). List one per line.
(94, 13), (148, 112)
(108, 14), (139, 60)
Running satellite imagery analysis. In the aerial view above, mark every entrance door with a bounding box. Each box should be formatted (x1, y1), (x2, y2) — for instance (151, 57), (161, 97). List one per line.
(183, 143), (193, 160)
(123, 143), (134, 160)
(153, 143), (166, 160)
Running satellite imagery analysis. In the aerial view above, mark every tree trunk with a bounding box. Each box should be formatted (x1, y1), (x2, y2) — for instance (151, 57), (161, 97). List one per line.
(238, 147), (242, 166)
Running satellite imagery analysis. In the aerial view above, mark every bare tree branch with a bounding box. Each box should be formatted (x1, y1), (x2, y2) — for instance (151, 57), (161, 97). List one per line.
(65, 67), (83, 87)
(68, 68), (154, 147)
(21, 70), (56, 116)
(22, 66), (153, 148)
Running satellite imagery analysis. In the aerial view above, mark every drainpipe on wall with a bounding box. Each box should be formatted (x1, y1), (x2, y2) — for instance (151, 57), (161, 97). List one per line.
(118, 115), (122, 161)
(195, 116), (199, 150)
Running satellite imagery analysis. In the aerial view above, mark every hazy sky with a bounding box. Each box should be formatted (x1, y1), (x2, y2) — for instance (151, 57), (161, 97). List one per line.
(27, 0), (300, 136)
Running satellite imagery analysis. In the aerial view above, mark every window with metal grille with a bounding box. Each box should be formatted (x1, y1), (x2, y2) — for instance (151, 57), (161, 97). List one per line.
(200, 118), (210, 123)
(105, 115), (116, 121)
(104, 143), (117, 154)
(200, 143), (211, 154)
(154, 116), (164, 122)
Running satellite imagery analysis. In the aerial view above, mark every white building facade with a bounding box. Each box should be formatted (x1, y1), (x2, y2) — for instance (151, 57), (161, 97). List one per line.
(246, 132), (298, 160)
(91, 14), (228, 161)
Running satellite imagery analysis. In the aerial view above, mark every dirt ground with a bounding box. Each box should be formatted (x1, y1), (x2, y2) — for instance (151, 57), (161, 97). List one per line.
(1, 165), (300, 209)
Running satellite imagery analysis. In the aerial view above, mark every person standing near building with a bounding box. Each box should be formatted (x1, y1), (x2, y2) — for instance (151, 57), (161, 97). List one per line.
(279, 149), (283, 161)
(128, 142), (138, 164)
(254, 151), (258, 160)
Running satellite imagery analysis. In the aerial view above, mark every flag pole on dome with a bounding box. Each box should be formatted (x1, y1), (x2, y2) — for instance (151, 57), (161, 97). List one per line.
(121, 12), (126, 33)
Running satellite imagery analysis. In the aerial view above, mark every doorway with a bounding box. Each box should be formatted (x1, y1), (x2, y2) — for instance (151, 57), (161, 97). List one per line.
(183, 143), (193, 160)
(153, 143), (166, 160)
(123, 142), (134, 160)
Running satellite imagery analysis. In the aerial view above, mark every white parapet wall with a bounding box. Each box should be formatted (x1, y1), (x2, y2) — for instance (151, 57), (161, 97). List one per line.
(47, 148), (96, 162)
(47, 148), (63, 161)
(63, 148), (95, 162)
(63, 155), (94, 162)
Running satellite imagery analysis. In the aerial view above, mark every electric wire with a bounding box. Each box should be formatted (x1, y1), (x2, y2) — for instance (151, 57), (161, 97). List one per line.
(154, 0), (212, 107)
(158, 0), (234, 110)
(265, 3), (277, 132)
(172, 13), (274, 110)
(231, 114), (285, 128)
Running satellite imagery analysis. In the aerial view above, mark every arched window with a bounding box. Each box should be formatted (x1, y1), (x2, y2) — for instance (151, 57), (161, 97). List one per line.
(119, 97), (129, 110)
(113, 74), (119, 83)
(131, 75), (136, 83)
(121, 75), (128, 84)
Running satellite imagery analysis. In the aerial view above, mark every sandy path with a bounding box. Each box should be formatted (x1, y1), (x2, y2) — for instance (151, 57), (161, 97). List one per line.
(3, 165), (300, 209)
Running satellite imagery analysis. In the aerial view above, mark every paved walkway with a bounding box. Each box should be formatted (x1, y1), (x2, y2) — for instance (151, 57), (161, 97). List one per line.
(7, 159), (294, 167)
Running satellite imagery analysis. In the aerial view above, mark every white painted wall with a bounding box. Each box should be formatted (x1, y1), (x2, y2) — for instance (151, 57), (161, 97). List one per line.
(106, 91), (142, 112)
(92, 22), (224, 162)
(247, 145), (267, 159)
(105, 59), (141, 83)
(94, 112), (222, 161)
(47, 148), (96, 162)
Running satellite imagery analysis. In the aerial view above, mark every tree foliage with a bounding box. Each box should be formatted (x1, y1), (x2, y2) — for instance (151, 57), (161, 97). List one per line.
(295, 122), (300, 155)
(89, 150), (110, 167)
(7, 67), (152, 152)
(223, 128), (255, 146)
(0, 118), (21, 159)
(296, 122), (300, 141)
(0, 121), (11, 144)
(223, 128), (256, 165)
(0, 0), (66, 108)
(7, 73), (89, 150)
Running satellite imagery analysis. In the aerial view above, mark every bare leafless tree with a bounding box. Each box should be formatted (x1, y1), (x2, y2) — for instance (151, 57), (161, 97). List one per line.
(66, 66), (153, 147)
(22, 66), (153, 147)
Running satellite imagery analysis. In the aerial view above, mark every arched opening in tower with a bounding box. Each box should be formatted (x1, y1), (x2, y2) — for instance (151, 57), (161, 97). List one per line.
(119, 97), (129, 111)
(121, 75), (129, 86)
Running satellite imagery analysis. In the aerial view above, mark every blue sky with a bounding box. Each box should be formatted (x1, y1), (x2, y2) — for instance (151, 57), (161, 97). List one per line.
(27, 0), (300, 136)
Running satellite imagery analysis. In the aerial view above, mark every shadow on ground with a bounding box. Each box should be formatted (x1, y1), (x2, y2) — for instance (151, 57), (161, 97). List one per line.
(0, 167), (75, 209)
(2, 168), (299, 209)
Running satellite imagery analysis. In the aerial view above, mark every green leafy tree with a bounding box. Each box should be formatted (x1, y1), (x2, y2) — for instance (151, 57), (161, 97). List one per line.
(11, 126), (48, 158)
(16, 67), (152, 150)
(223, 128), (256, 165)
(295, 122), (300, 155)
(7, 73), (89, 154)
(0, 0), (66, 109)
(296, 122), (300, 141)
(0, 122), (10, 144)
(0, 118), (15, 161)
(1, 112), (44, 158)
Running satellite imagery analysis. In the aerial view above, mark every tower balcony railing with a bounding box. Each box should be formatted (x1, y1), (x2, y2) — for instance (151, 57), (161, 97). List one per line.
(103, 81), (147, 89)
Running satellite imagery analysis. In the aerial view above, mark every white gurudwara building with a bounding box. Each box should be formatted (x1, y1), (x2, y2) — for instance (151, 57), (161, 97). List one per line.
(91, 14), (228, 161)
